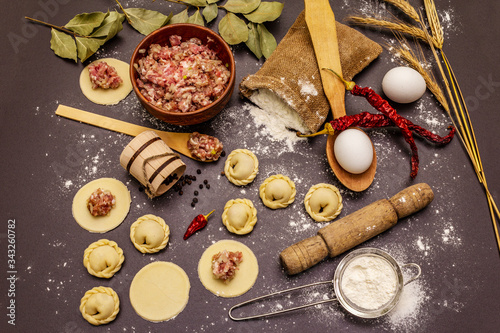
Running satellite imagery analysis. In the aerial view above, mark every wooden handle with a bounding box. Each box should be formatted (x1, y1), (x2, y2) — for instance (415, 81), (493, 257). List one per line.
(280, 235), (329, 275)
(304, 0), (346, 119)
(56, 104), (152, 137)
(55, 104), (194, 160)
(280, 183), (434, 275)
(389, 183), (434, 219)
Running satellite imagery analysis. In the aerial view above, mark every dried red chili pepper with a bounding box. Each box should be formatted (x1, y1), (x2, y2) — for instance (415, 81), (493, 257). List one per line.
(324, 112), (455, 145)
(301, 69), (455, 179)
(183, 209), (215, 240)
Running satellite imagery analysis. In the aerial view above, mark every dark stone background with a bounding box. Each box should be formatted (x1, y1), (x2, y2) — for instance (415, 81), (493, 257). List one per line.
(1, 0), (499, 332)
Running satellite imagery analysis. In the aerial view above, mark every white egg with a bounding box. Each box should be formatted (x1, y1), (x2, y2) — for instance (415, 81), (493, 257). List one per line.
(334, 129), (373, 174)
(382, 66), (426, 104)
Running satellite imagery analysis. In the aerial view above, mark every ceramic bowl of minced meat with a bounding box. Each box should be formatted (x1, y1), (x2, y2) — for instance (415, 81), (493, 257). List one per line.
(130, 24), (235, 126)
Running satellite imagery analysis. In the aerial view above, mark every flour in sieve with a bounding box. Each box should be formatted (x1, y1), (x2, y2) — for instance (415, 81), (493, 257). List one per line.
(341, 255), (398, 310)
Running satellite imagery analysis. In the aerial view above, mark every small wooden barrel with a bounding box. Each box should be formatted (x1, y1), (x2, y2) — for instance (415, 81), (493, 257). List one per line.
(120, 131), (186, 198)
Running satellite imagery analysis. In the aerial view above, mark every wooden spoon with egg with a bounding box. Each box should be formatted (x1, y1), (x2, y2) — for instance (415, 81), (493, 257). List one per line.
(55, 104), (216, 162)
(304, 0), (376, 192)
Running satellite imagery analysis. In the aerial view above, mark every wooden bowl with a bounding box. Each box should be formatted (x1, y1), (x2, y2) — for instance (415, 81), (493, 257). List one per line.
(130, 24), (235, 126)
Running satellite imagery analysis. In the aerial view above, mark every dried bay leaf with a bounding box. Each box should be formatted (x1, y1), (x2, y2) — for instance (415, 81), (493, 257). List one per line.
(182, 0), (208, 6)
(187, 9), (205, 26)
(50, 28), (77, 62)
(257, 23), (276, 59)
(170, 8), (189, 24)
(65, 12), (108, 36)
(219, 12), (248, 45)
(76, 37), (104, 62)
(245, 22), (262, 59)
(203, 3), (218, 23)
(91, 10), (125, 41)
(223, 0), (261, 14)
(207, 0), (220, 3)
(244, 1), (284, 23)
(123, 8), (171, 35)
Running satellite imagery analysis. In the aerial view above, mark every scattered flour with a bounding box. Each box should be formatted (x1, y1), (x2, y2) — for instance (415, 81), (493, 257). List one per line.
(298, 78), (318, 102)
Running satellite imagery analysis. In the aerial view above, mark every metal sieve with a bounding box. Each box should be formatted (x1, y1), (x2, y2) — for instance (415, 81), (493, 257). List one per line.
(229, 248), (421, 320)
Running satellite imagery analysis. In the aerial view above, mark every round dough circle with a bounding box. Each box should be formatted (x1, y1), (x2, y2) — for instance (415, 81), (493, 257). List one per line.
(222, 199), (257, 235)
(79, 58), (133, 105)
(304, 183), (343, 222)
(224, 149), (259, 186)
(130, 214), (170, 253)
(129, 261), (190, 322)
(83, 239), (124, 278)
(259, 174), (296, 209)
(80, 286), (120, 326)
(198, 240), (258, 298)
(72, 178), (131, 233)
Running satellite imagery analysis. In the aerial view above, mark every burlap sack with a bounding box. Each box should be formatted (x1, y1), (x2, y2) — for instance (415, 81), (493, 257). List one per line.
(240, 11), (382, 133)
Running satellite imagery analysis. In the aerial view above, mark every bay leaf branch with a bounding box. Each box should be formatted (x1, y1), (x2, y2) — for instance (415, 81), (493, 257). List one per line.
(25, 17), (84, 37)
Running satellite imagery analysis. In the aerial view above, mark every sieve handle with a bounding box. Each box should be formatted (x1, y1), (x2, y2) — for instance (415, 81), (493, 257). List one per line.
(401, 263), (422, 286)
(229, 280), (335, 321)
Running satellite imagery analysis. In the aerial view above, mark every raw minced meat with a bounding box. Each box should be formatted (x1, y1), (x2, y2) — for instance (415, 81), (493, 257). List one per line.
(211, 250), (243, 282)
(187, 132), (223, 161)
(87, 188), (116, 217)
(134, 35), (231, 113)
(88, 61), (123, 90)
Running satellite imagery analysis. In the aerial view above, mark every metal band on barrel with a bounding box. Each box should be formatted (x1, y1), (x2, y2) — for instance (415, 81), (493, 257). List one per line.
(148, 154), (180, 184)
(126, 136), (161, 172)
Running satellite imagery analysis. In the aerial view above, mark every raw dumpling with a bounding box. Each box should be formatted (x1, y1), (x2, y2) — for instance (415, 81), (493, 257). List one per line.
(222, 199), (257, 235)
(304, 183), (343, 222)
(130, 214), (170, 253)
(83, 239), (124, 278)
(80, 286), (120, 326)
(224, 149), (259, 186)
(259, 174), (296, 209)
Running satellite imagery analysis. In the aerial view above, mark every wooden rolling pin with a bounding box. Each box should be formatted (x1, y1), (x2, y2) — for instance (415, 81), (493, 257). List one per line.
(280, 183), (434, 275)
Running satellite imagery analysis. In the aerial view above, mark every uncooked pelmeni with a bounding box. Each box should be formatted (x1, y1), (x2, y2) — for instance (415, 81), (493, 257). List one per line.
(79, 58), (133, 105)
(224, 149), (259, 186)
(129, 261), (190, 322)
(83, 239), (124, 278)
(130, 214), (170, 253)
(222, 198), (257, 235)
(198, 239), (258, 297)
(80, 286), (120, 326)
(72, 178), (131, 233)
(259, 174), (296, 209)
(304, 183), (343, 222)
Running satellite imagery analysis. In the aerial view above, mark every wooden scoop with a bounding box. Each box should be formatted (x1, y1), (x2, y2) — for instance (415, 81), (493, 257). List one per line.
(304, 0), (376, 191)
(55, 104), (210, 161)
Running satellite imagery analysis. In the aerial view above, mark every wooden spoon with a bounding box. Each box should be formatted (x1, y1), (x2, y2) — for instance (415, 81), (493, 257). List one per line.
(55, 104), (212, 162)
(304, 0), (376, 191)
